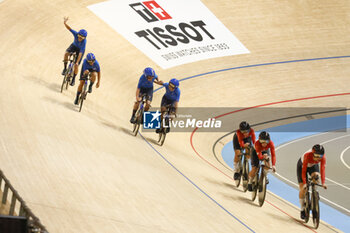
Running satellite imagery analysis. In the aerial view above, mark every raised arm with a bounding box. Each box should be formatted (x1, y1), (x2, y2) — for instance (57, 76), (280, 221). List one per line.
(63, 17), (71, 31)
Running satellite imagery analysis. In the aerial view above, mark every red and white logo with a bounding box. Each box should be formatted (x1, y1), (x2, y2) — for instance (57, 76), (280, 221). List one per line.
(130, 1), (171, 22)
(143, 1), (171, 20)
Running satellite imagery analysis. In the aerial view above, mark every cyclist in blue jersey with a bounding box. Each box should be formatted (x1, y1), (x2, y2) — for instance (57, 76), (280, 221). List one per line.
(74, 53), (101, 105)
(130, 67), (163, 123)
(156, 78), (180, 133)
(62, 17), (87, 86)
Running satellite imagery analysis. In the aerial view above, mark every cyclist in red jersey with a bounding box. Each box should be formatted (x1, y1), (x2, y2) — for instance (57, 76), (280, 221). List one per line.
(233, 121), (256, 180)
(297, 144), (327, 219)
(248, 131), (276, 191)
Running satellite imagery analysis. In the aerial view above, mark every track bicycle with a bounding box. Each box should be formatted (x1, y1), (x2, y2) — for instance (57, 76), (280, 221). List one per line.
(251, 157), (272, 207)
(61, 53), (76, 93)
(132, 94), (148, 136)
(77, 73), (91, 112)
(157, 104), (173, 146)
(304, 176), (322, 229)
(234, 145), (252, 192)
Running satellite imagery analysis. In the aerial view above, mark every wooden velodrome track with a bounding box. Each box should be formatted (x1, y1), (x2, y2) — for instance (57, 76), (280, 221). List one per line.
(1, 0), (349, 232)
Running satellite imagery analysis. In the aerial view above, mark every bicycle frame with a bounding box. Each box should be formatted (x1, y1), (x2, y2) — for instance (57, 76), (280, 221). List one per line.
(78, 73), (91, 112)
(61, 53), (76, 93)
(158, 104), (173, 146)
(305, 176), (322, 228)
(67, 54), (76, 76)
(235, 146), (252, 191)
(251, 157), (271, 206)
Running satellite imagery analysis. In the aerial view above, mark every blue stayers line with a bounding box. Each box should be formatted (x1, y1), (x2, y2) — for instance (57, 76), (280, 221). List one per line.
(138, 133), (255, 233)
(154, 55), (350, 93)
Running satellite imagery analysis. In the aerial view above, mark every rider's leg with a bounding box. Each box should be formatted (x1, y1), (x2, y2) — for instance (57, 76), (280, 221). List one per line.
(156, 105), (167, 133)
(160, 106), (167, 121)
(132, 101), (140, 114)
(88, 72), (97, 93)
(130, 100), (140, 123)
(145, 100), (151, 112)
(299, 182), (306, 207)
(62, 51), (69, 74)
(248, 149), (259, 191)
(247, 166), (258, 191)
(72, 63), (78, 82)
(233, 149), (241, 180)
(71, 52), (81, 85)
(233, 134), (241, 174)
(296, 159), (306, 219)
(63, 51), (69, 68)
(263, 158), (272, 184)
(299, 182), (306, 219)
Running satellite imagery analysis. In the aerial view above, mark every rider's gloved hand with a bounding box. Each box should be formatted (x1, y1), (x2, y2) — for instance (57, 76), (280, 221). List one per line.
(272, 165), (276, 173)
(263, 154), (269, 160)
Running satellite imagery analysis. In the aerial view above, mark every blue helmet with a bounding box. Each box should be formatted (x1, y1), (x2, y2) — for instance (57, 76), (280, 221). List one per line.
(143, 67), (155, 77)
(169, 78), (179, 88)
(86, 53), (95, 61)
(78, 29), (87, 37)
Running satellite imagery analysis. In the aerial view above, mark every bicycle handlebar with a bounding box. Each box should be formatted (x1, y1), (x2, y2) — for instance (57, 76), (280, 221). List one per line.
(307, 177), (323, 187)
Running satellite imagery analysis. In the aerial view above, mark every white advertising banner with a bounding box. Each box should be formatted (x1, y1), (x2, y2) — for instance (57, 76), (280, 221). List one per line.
(88, 0), (249, 69)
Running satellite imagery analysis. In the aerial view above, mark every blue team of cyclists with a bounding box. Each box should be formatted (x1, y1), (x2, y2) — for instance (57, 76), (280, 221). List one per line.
(61, 17), (101, 105)
(61, 17), (327, 222)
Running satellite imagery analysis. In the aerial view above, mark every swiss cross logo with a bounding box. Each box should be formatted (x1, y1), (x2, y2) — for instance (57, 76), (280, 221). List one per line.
(130, 1), (172, 23)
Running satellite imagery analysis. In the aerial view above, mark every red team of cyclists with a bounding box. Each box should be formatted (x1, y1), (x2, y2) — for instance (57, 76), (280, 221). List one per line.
(62, 18), (327, 221)
(232, 121), (327, 219)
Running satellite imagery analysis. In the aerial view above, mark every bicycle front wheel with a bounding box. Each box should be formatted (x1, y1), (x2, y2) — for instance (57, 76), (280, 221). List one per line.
(79, 93), (85, 112)
(251, 173), (258, 201)
(304, 191), (310, 223)
(61, 74), (67, 93)
(242, 158), (249, 192)
(258, 169), (267, 207)
(133, 109), (143, 136)
(159, 132), (166, 146)
(312, 191), (320, 229)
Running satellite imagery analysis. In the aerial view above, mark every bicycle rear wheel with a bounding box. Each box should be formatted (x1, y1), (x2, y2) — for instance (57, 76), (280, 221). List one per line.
(242, 158), (249, 192)
(312, 191), (320, 229)
(251, 173), (259, 201)
(258, 169), (267, 207)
